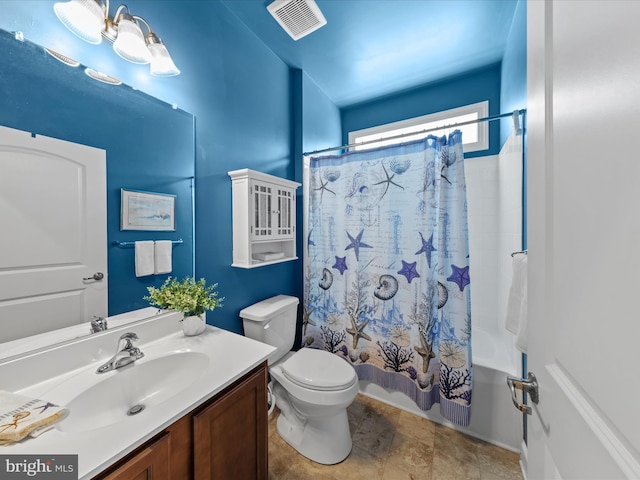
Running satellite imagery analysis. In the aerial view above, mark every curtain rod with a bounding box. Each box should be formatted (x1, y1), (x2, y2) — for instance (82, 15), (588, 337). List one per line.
(303, 108), (527, 157)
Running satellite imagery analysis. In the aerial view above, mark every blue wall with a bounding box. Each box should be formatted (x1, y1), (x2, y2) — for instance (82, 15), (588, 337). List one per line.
(499, 0), (527, 146)
(341, 64), (503, 158)
(298, 72), (343, 156)
(291, 69), (342, 345)
(189, 3), (296, 334)
(292, 70), (343, 260)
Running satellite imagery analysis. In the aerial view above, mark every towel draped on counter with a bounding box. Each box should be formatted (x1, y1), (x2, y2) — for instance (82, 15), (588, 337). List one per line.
(0, 390), (68, 445)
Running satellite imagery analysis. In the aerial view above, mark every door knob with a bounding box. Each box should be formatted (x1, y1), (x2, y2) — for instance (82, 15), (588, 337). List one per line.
(506, 372), (539, 415)
(83, 272), (104, 281)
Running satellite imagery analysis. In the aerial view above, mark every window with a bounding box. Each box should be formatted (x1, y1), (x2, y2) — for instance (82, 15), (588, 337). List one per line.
(348, 101), (489, 153)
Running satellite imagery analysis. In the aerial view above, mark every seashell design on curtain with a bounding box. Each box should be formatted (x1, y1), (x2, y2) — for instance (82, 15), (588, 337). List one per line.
(303, 131), (472, 426)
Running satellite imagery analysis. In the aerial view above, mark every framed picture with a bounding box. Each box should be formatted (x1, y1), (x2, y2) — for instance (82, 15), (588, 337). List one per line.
(120, 189), (176, 231)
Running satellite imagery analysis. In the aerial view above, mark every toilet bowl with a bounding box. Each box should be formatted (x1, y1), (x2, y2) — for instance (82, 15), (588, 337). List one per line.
(240, 295), (359, 464)
(271, 349), (359, 464)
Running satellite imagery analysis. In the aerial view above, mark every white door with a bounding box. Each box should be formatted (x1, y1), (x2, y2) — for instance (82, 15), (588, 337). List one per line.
(0, 126), (107, 343)
(526, 1), (640, 478)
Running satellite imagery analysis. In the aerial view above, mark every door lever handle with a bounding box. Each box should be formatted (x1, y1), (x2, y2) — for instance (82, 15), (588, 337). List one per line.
(506, 372), (539, 415)
(83, 272), (104, 281)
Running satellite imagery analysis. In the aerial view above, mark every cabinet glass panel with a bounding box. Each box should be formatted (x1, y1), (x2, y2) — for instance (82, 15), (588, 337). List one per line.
(277, 189), (293, 236)
(253, 184), (272, 237)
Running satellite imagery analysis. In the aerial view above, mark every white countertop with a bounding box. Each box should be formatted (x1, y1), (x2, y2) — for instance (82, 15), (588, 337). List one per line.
(0, 312), (275, 479)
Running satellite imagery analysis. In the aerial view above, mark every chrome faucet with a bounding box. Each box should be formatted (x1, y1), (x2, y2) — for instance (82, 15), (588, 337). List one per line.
(90, 316), (108, 334)
(96, 332), (144, 374)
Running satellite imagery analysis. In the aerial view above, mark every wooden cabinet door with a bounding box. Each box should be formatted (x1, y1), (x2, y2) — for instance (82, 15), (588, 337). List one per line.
(96, 432), (170, 480)
(193, 364), (268, 480)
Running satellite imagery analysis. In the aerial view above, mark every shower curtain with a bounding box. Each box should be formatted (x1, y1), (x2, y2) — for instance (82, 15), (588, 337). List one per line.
(303, 131), (472, 426)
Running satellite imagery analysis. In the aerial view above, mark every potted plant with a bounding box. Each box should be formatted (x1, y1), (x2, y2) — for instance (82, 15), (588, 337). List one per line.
(145, 277), (223, 336)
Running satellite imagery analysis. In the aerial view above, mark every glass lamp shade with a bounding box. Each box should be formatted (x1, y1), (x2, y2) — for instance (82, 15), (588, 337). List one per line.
(112, 17), (150, 64)
(53, 0), (104, 45)
(149, 42), (180, 77)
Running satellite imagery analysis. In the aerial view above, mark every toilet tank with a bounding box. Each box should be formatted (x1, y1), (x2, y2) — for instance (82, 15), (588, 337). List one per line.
(240, 295), (299, 364)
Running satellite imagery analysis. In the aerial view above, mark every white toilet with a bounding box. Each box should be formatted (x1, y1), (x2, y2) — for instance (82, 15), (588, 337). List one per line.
(240, 295), (359, 465)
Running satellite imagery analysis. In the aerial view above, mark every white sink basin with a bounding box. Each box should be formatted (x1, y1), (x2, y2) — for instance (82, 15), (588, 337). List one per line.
(55, 351), (209, 433)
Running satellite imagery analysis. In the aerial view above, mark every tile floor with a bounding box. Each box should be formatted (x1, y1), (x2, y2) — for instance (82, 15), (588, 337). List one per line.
(268, 394), (523, 480)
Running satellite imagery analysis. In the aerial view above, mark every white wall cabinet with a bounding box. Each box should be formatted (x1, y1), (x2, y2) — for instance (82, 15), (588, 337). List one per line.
(228, 169), (300, 268)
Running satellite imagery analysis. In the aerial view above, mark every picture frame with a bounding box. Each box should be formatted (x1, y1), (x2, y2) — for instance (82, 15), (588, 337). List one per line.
(120, 189), (176, 231)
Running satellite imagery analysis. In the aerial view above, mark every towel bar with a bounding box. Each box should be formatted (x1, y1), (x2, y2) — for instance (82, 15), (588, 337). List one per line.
(112, 239), (183, 248)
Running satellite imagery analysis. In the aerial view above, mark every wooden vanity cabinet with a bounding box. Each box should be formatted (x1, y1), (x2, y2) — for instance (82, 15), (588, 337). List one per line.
(93, 362), (268, 480)
(193, 361), (268, 479)
(97, 432), (171, 480)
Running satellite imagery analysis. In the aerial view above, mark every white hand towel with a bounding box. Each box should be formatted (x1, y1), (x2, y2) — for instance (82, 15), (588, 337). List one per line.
(505, 254), (528, 353)
(0, 390), (69, 445)
(154, 240), (173, 275)
(135, 241), (155, 277)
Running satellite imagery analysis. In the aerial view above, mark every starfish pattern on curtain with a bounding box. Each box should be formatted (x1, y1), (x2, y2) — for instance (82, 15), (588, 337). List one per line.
(304, 131), (472, 426)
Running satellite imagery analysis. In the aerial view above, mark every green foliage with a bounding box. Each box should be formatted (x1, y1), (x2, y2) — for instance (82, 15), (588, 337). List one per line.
(145, 277), (223, 317)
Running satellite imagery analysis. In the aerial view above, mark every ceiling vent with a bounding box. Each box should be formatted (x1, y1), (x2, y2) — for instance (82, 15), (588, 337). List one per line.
(267, 0), (327, 41)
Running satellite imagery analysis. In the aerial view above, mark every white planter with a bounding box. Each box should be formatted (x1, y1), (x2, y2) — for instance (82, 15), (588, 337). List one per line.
(181, 313), (206, 336)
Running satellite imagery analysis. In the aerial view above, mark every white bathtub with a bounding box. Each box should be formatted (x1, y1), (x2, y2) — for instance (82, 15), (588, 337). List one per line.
(359, 327), (523, 451)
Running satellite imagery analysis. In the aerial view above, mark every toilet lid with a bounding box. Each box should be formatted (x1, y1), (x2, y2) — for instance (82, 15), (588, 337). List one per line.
(281, 348), (356, 391)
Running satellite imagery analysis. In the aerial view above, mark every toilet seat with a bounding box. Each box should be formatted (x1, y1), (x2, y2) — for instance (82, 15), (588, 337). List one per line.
(281, 348), (356, 391)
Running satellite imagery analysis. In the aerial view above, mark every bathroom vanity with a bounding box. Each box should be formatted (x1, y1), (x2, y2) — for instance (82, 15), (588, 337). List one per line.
(0, 311), (275, 479)
(95, 362), (267, 479)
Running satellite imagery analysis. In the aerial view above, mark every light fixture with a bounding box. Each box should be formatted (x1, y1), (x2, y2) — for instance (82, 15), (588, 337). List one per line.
(53, 0), (179, 76)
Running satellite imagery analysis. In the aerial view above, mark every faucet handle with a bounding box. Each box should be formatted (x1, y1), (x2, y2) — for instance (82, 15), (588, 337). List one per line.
(119, 332), (139, 349)
(129, 347), (144, 360)
(90, 316), (107, 334)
